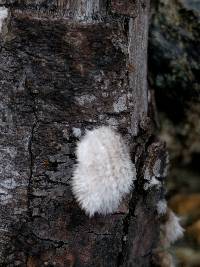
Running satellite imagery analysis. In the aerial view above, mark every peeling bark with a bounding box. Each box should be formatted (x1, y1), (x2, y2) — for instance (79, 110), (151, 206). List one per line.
(0, 1), (167, 266)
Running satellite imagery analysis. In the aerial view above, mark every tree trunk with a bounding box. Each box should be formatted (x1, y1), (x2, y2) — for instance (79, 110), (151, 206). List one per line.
(0, 1), (168, 266)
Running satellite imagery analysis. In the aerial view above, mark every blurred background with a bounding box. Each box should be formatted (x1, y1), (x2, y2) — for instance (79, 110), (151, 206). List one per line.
(149, 0), (200, 266)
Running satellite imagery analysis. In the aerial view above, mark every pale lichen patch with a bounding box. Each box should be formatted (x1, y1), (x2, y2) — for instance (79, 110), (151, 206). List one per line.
(72, 127), (82, 138)
(0, 178), (18, 204)
(0, 147), (17, 159)
(75, 95), (96, 106)
(113, 95), (127, 113)
(0, 193), (13, 204)
(0, 178), (17, 190)
(0, 7), (8, 32)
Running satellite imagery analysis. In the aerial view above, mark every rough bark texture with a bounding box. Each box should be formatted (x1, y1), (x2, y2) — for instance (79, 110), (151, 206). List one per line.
(0, 1), (167, 266)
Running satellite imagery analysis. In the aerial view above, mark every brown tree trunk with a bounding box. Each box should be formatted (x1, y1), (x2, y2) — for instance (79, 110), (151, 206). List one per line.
(0, 1), (168, 266)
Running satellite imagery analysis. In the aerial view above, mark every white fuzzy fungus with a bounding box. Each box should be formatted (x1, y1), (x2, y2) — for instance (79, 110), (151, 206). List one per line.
(162, 210), (184, 246)
(71, 126), (136, 217)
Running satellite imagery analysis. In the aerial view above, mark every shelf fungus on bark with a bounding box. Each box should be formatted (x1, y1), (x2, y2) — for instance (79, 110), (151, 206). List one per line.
(71, 126), (136, 217)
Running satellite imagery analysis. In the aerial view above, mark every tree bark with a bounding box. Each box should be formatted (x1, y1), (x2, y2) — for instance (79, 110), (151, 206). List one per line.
(0, 0), (168, 266)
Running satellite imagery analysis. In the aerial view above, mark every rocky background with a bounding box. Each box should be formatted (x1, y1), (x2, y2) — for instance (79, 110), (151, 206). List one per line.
(149, 0), (200, 266)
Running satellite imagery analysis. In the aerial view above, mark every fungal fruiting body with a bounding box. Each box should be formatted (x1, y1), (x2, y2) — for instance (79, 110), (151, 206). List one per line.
(153, 208), (184, 267)
(72, 126), (136, 217)
(161, 209), (184, 246)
